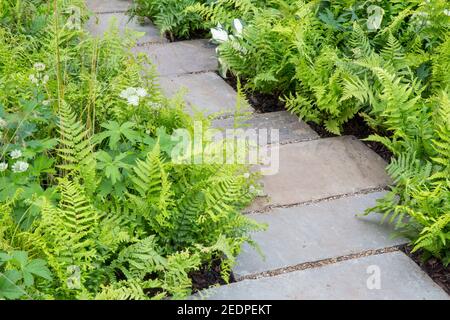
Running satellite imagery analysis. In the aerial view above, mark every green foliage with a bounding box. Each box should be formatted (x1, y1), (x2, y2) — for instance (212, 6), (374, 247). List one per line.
(129, 0), (208, 40)
(0, 250), (52, 299)
(131, 0), (450, 265)
(0, 0), (261, 300)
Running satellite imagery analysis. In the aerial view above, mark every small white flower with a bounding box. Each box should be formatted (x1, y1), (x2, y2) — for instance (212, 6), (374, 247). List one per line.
(42, 100), (50, 106)
(0, 162), (8, 172)
(148, 102), (162, 109)
(136, 87), (148, 98)
(243, 172), (250, 179)
(444, 9), (450, 16)
(42, 75), (49, 84)
(29, 74), (39, 84)
(0, 117), (7, 128)
(10, 149), (22, 159)
(211, 25), (229, 43)
(127, 95), (140, 107)
(120, 87), (137, 99)
(233, 19), (243, 35)
(12, 161), (29, 173)
(33, 63), (46, 71)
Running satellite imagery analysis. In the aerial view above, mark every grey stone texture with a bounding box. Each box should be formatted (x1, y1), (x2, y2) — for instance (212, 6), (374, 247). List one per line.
(212, 111), (319, 145)
(159, 72), (250, 117)
(132, 40), (218, 76)
(86, 0), (131, 13)
(200, 252), (449, 300)
(235, 192), (407, 277)
(86, 13), (166, 45)
(248, 136), (391, 211)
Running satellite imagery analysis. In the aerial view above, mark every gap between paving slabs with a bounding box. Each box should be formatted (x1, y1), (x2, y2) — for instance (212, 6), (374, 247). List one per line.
(197, 252), (449, 300)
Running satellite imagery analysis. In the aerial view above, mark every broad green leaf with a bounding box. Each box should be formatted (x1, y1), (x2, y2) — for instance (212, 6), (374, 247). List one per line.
(0, 270), (24, 300)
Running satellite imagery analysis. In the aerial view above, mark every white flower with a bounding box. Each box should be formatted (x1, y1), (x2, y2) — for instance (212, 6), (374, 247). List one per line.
(148, 102), (162, 109)
(120, 87), (147, 106)
(12, 161), (29, 173)
(120, 87), (137, 99)
(233, 19), (243, 35)
(211, 25), (229, 43)
(0, 117), (7, 128)
(127, 95), (140, 107)
(0, 162), (7, 172)
(33, 63), (46, 71)
(10, 149), (22, 159)
(136, 88), (148, 98)
(243, 172), (250, 179)
(29, 74), (39, 84)
(42, 75), (49, 84)
(444, 9), (450, 16)
(42, 100), (50, 106)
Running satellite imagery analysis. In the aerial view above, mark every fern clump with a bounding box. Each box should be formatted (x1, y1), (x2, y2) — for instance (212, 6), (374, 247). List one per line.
(131, 0), (450, 265)
(0, 0), (262, 299)
(129, 0), (208, 41)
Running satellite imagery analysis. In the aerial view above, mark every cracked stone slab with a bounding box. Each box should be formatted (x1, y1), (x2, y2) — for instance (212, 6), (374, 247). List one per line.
(132, 40), (217, 76)
(248, 136), (391, 211)
(234, 192), (407, 278)
(212, 111), (319, 145)
(199, 252), (449, 300)
(86, 13), (166, 45)
(159, 72), (252, 117)
(86, 0), (131, 13)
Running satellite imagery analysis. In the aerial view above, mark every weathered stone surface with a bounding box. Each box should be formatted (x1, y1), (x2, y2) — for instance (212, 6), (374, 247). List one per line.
(235, 192), (407, 277)
(86, 0), (131, 13)
(199, 252), (449, 300)
(248, 136), (391, 211)
(86, 13), (166, 45)
(159, 72), (250, 117)
(132, 40), (217, 76)
(212, 111), (318, 145)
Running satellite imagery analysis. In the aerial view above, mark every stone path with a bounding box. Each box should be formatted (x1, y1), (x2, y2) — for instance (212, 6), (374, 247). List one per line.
(86, 0), (449, 300)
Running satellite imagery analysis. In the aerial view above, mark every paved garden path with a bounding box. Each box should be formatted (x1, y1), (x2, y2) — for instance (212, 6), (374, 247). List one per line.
(86, 0), (449, 300)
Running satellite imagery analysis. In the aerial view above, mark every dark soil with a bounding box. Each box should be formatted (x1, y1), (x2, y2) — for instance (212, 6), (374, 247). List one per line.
(222, 72), (285, 113)
(401, 245), (450, 295)
(189, 257), (236, 293)
(308, 115), (394, 162)
(221, 72), (393, 162)
(165, 29), (210, 42)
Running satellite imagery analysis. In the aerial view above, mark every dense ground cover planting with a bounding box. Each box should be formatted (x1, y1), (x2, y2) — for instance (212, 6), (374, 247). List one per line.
(0, 0), (262, 299)
(131, 0), (450, 266)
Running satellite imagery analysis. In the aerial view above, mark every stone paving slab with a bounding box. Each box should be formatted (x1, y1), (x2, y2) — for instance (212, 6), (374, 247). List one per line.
(199, 252), (449, 300)
(86, 0), (131, 13)
(235, 192), (407, 278)
(132, 40), (218, 76)
(212, 111), (319, 145)
(248, 136), (391, 211)
(87, 13), (166, 45)
(159, 72), (250, 117)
